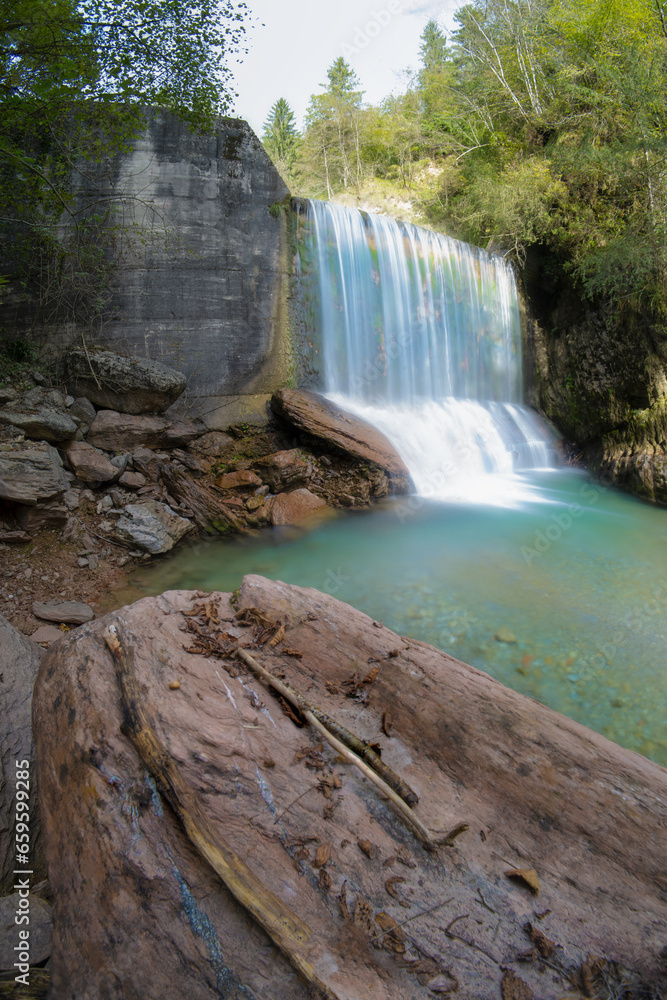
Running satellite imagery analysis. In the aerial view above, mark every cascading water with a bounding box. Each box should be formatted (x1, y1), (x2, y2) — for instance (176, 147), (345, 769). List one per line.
(296, 199), (558, 504)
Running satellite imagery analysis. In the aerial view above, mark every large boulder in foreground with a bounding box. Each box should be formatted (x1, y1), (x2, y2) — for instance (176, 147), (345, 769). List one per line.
(33, 578), (666, 999)
(1, 615), (46, 895)
(271, 388), (412, 492)
(65, 349), (187, 414)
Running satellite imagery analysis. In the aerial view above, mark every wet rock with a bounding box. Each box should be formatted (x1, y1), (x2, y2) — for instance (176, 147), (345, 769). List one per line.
(32, 579), (667, 999)
(33, 600), (94, 625)
(87, 411), (200, 451)
(109, 500), (193, 554)
(0, 893), (53, 969)
(271, 388), (412, 492)
(215, 470), (263, 490)
(63, 441), (121, 484)
(259, 449), (313, 492)
(0, 408), (77, 442)
(0, 614), (45, 895)
(270, 488), (328, 526)
(495, 628), (517, 643)
(0, 442), (69, 504)
(65, 349), (186, 414)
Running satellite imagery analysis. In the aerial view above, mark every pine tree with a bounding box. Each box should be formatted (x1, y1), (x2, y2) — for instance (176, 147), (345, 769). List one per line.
(262, 98), (300, 168)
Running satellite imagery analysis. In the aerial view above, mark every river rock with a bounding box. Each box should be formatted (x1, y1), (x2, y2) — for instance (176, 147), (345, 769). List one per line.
(0, 893), (53, 969)
(32, 578), (666, 999)
(271, 388), (412, 492)
(0, 408), (77, 442)
(63, 441), (121, 484)
(270, 488), (328, 526)
(33, 600), (95, 625)
(190, 431), (234, 456)
(0, 614), (45, 895)
(259, 449), (313, 492)
(65, 349), (187, 414)
(109, 501), (193, 553)
(215, 470), (262, 490)
(87, 410), (201, 452)
(0, 442), (70, 504)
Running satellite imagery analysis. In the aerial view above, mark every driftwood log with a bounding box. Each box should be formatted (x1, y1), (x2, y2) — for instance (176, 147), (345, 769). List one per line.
(159, 460), (244, 534)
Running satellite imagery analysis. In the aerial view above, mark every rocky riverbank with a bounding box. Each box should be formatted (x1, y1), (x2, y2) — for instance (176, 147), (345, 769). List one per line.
(0, 353), (411, 638)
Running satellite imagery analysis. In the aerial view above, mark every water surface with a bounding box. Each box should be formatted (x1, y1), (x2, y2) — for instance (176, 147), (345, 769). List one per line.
(117, 469), (667, 766)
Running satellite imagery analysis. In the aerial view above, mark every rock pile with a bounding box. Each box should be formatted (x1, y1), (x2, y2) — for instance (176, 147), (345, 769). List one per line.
(0, 358), (412, 633)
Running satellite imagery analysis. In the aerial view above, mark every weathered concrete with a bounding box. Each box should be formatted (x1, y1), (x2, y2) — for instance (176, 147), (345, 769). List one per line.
(4, 112), (293, 429)
(96, 112), (292, 427)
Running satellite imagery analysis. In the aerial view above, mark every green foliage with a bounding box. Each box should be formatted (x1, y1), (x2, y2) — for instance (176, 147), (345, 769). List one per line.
(0, 0), (249, 337)
(262, 98), (301, 186)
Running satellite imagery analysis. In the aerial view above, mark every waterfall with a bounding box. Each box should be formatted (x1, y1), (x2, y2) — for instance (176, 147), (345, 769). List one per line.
(296, 199), (558, 504)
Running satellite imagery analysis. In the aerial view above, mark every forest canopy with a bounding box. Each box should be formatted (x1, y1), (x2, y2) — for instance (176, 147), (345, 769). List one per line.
(270, 0), (667, 314)
(0, 0), (248, 331)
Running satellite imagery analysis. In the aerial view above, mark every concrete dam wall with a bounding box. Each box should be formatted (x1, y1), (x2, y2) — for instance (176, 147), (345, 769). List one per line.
(40, 111), (292, 428)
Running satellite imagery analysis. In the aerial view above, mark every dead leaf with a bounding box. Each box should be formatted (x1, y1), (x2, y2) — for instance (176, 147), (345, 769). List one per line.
(374, 911), (407, 954)
(262, 757), (276, 768)
(505, 868), (540, 895)
(385, 876), (406, 899)
(314, 843), (331, 868)
(235, 606), (274, 628)
(360, 664), (381, 687)
(323, 797), (341, 820)
(169, 680), (181, 690)
(279, 697), (306, 727)
(353, 897), (374, 936)
(524, 921), (555, 958)
(396, 848), (416, 868)
(268, 622), (286, 647)
(282, 647), (303, 658)
(382, 710), (394, 737)
(318, 867), (332, 893)
(386, 649), (400, 658)
(383, 856), (396, 868)
(325, 680), (341, 694)
(501, 969), (534, 1000)
(357, 839), (380, 860)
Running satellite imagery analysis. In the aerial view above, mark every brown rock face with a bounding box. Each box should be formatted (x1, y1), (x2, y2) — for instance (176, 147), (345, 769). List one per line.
(215, 470), (263, 490)
(87, 411), (200, 452)
(33, 578), (666, 999)
(259, 448), (313, 492)
(0, 615), (45, 895)
(271, 389), (412, 492)
(270, 488), (329, 525)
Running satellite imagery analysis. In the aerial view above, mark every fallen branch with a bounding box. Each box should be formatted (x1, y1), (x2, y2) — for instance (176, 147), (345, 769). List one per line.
(103, 623), (340, 1000)
(235, 646), (460, 851)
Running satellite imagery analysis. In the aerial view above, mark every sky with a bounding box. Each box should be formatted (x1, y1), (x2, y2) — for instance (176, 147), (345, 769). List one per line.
(230, 0), (464, 137)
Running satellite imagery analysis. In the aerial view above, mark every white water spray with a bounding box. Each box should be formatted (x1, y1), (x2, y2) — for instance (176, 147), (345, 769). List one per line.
(297, 200), (558, 504)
